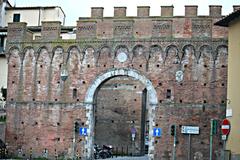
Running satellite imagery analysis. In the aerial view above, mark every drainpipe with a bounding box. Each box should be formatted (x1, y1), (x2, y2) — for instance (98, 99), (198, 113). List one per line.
(38, 7), (42, 26)
(63, 14), (65, 26)
(38, 7), (40, 26)
(60, 7), (66, 26)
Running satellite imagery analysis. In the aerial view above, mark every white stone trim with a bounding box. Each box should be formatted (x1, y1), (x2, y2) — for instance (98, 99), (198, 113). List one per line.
(84, 68), (158, 159)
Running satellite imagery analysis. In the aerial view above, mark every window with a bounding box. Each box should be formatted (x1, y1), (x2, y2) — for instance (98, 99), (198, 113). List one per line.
(166, 89), (171, 99)
(13, 14), (20, 22)
(73, 88), (77, 99)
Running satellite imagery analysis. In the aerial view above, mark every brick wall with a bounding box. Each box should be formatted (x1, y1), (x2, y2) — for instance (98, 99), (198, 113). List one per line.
(6, 103), (86, 159)
(5, 5), (229, 159)
(154, 105), (225, 160)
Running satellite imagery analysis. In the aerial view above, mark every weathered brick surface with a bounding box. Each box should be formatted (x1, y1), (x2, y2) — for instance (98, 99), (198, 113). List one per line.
(22, 48), (35, 101)
(6, 6), (229, 159)
(7, 22), (33, 42)
(114, 7), (126, 17)
(154, 105), (225, 160)
(95, 77), (145, 155)
(76, 21), (97, 39)
(137, 6), (150, 17)
(7, 48), (21, 101)
(91, 7), (104, 18)
(35, 47), (50, 101)
(161, 6), (174, 17)
(6, 103), (86, 159)
(209, 6), (222, 17)
(41, 21), (61, 40)
(185, 6), (198, 17)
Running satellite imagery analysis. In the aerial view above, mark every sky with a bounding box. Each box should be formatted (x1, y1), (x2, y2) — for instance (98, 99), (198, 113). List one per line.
(8, 0), (240, 26)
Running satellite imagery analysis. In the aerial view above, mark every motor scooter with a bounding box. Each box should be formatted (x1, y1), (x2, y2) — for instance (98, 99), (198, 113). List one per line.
(94, 144), (113, 159)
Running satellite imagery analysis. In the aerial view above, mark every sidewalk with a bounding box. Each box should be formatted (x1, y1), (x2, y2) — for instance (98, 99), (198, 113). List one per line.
(98, 155), (149, 160)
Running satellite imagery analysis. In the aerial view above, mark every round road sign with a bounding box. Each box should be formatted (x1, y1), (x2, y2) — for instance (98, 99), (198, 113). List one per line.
(221, 118), (230, 135)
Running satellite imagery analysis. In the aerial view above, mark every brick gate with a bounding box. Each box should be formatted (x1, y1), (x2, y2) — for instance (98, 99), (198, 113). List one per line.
(5, 5), (228, 160)
(84, 68), (158, 159)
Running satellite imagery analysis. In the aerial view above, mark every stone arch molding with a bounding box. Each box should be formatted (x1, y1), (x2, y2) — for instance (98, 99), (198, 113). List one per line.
(84, 68), (158, 159)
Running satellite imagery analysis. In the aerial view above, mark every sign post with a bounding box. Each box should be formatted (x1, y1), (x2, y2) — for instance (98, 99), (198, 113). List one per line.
(209, 119), (218, 160)
(181, 126), (200, 160)
(173, 126), (176, 160)
(221, 119), (231, 160)
(188, 134), (191, 160)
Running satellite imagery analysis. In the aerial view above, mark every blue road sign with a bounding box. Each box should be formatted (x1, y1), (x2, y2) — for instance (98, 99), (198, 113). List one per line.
(79, 128), (88, 136)
(153, 128), (161, 137)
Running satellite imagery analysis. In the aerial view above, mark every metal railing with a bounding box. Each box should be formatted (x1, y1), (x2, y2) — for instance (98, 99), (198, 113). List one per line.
(112, 146), (129, 157)
(112, 145), (145, 157)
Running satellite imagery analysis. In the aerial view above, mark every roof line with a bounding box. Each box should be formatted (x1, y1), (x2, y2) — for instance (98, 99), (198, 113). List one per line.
(215, 9), (240, 27)
(5, 6), (62, 10)
(7, 0), (12, 7)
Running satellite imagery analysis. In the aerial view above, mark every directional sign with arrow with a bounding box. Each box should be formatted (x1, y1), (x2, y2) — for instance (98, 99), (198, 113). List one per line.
(153, 128), (162, 137)
(79, 127), (88, 136)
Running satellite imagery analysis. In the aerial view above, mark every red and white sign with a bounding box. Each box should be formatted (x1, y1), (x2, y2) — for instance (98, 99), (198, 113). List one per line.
(221, 118), (231, 135)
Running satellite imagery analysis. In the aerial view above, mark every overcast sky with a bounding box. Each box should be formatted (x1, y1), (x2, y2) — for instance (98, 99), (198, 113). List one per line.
(8, 0), (240, 26)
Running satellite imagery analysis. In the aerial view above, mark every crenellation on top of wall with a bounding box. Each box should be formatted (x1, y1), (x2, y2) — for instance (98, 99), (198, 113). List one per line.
(161, 6), (174, 17)
(114, 7), (127, 18)
(233, 5), (240, 11)
(79, 5), (232, 19)
(41, 21), (62, 40)
(185, 5), (198, 17)
(209, 5), (222, 17)
(6, 5), (232, 42)
(76, 20), (97, 39)
(7, 22), (33, 42)
(137, 6), (150, 17)
(91, 7), (104, 18)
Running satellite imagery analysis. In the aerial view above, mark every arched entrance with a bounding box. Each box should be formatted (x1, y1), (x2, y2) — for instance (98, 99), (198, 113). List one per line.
(84, 68), (158, 159)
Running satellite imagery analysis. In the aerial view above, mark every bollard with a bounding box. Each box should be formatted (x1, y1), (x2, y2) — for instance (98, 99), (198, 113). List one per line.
(5, 148), (7, 158)
(76, 150), (79, 159)
(111, 148), (113, 158)
(55, 149), (58, 160)
(43, 148), (48, 158)
(0, 148), (2, 158)
(121, 146), (123, 156)
(30, 147), (32, 160)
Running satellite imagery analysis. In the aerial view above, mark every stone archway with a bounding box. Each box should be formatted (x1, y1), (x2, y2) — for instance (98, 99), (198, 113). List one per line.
(84, 68), (158, 159)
